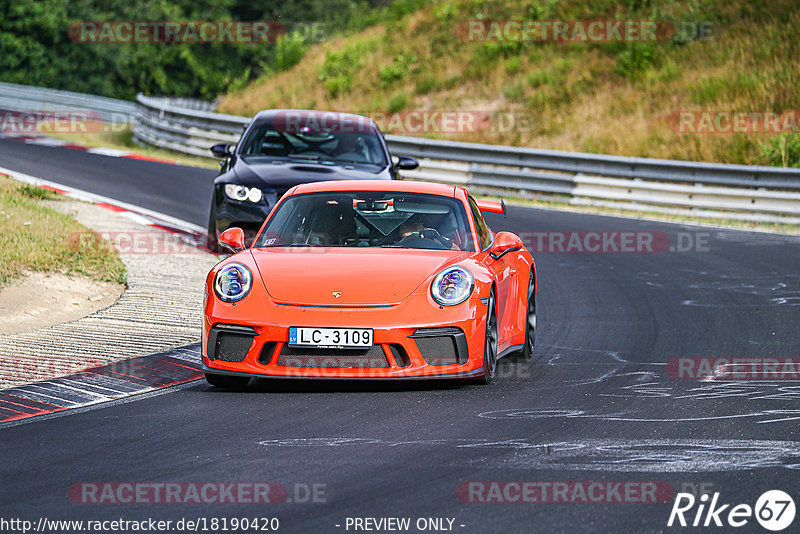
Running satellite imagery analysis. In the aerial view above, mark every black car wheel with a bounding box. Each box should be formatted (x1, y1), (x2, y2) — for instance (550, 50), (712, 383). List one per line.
(512, 268), (536, 361)
(206, 201), (221, 253)
(476, 289), (498, 385)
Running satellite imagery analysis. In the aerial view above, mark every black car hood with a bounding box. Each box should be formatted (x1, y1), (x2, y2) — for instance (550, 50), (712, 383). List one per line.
(231, 158), (390, 191)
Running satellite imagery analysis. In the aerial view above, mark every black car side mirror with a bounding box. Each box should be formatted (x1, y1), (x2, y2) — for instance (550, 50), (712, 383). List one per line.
(210, 143), (233, 159)
(394, 155), (419, 170)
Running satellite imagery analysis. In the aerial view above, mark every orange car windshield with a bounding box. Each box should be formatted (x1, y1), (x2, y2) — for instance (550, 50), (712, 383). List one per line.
(256, 192), (475, 251)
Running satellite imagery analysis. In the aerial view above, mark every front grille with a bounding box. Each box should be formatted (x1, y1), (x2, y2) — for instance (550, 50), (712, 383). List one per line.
(213, 333), (252, 362)
(277, 346), (389, 368)
(208, 325), (256, 363)
(415, 337), (459, 366)
(411, 327), (468, 366)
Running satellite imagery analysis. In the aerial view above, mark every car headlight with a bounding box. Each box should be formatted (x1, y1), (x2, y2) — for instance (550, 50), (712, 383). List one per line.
(214, 263), (253, 302)
(431, 266), (474, 306)
(224, 184), (263, 203)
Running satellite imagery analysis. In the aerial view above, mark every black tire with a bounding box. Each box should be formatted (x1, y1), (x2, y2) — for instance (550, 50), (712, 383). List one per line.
(476, 289), (498, 384)
(204, 372), (250, 389)
(206, 202), (221, 253)
(512, 268), (536, 361)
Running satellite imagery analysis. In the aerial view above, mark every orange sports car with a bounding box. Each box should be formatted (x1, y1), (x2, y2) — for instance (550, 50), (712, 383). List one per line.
(202, 180), (536, 386)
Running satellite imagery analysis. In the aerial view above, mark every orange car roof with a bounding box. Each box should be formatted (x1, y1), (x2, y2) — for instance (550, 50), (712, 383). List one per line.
(291, 180), (461, 198)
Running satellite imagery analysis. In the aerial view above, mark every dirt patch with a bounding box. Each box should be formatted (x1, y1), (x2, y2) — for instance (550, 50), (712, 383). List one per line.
(0, 272), (124, 335)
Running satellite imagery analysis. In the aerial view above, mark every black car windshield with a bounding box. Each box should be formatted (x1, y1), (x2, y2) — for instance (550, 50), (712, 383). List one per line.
(256, 192), (475, 251)
(238, 122), (387, 167)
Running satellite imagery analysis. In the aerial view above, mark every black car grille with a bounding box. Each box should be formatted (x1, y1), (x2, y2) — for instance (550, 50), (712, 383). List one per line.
(277, 346), (389, 368)
(411, 327), (468, 366)
(208, 325), (257, 363)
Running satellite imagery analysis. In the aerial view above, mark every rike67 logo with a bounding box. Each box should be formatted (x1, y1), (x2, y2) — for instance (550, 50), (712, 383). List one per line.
(668, 490), (796, 531)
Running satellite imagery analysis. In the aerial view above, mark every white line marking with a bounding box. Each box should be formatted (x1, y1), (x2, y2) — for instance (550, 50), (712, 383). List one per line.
(86, 147), (131, 157)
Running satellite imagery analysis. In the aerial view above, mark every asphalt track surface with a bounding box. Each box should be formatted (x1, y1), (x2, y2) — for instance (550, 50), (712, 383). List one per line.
(1, 137), (800, 533)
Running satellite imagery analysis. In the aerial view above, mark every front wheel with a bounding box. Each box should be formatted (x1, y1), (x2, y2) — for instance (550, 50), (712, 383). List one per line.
(476, 289), (498, 385)
(512, 268), (536, 361)
(206, 202), (221, 254)
(204, 372), (250, 389)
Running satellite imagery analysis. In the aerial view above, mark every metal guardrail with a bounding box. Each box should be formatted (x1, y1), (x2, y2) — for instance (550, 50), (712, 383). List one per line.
(4, 85), (798, 222)
(133, 94), (800, 221)
(133, 94), (248, 157)
(0, 82), (137, 124)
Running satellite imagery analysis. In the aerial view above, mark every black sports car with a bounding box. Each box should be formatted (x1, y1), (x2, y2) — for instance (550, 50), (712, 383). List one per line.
(206, 109), (419, 250)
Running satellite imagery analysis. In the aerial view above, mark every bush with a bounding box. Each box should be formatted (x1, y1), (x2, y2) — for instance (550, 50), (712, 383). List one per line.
(415, 75), (440, 94)
(388, 92), (408, 112)
(273, 33), (309, 73)
(318, 42), (371, 97)
(760, 134), (800, 167)
(616, 42), (660, 80)
(378, 54), (417, 88)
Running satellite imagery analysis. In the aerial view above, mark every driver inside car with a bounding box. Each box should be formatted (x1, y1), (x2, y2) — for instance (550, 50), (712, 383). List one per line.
(336, 135), (367, 163)
(396, 215), (459, 250)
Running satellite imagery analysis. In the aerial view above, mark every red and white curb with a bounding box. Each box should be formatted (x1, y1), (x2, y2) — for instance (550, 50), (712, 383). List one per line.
(0, 132), (176, 164)
(0, 168), (217, 421)
(0, 343), (203, 426)
(0, 165), (209, 248)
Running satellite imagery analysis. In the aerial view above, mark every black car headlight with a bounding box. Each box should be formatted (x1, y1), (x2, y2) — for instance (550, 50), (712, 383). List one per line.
(431, 266), (474, 306)
(224, 184), (263, 203)
(214, 263), (253, 302)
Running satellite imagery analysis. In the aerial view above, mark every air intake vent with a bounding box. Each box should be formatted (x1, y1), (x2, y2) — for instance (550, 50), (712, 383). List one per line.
(289, 165), (334, 173)
(258, 342), (278, 365)
(415, 337), (459, 366)
(411, 327), (468, 366)
(208, 325), (257, 363)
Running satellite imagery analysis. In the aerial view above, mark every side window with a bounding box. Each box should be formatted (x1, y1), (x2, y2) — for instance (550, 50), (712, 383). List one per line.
(468, 196), (492, 251)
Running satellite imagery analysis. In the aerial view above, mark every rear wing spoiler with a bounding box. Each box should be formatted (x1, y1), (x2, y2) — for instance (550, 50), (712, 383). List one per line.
(475, 198), (506, 216)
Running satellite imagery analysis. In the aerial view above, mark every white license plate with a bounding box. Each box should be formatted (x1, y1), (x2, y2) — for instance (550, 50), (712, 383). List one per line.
(289, 327), (373, 348)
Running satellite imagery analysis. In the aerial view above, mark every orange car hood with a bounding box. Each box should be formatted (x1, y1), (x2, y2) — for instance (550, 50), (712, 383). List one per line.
(250, 248), (471, 306)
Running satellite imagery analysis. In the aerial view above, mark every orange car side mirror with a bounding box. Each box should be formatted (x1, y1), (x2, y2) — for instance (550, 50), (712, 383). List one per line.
(218, 227), (246, 252)
(490, 231), (523, 259)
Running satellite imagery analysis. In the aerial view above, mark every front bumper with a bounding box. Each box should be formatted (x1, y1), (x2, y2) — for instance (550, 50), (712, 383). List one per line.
(203, 297), (488, 380)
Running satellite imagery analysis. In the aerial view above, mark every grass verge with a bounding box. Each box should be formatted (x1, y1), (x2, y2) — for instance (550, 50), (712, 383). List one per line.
(0, 176), (127, 288)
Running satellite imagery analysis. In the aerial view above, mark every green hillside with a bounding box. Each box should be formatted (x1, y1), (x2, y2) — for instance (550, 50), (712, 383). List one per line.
(218, 0), (800, 166)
